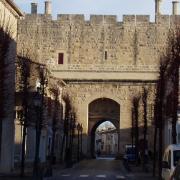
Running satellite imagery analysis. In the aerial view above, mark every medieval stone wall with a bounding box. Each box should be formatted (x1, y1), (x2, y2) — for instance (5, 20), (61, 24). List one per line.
(17, 13), (179, 154)
(17, 14), (175, 68)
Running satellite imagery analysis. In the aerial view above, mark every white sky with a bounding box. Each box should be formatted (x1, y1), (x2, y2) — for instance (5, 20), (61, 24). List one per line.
(14, 0), (176, 21)
(96, 121), (116, 132)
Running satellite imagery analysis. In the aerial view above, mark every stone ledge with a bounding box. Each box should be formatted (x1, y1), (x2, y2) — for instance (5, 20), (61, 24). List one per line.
(50, 64), (159, 73)
(51, 71), (158, 81)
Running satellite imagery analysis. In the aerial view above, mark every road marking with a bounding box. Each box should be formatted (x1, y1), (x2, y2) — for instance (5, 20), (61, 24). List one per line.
(126, 174), (134, 177)
(80, 175), (89, 177)
(61, 174), (71, 177)
(96, 175), (106, 178)
(116, 175), (126, 179)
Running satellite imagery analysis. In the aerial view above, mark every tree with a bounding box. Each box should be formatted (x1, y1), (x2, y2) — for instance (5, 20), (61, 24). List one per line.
(60, 94), (72, 162)
(154, 59), (169, 179)
(153, 28), (180, 178)
(131, 107), (135, 154)
(142, 87), (148, 171)
(132, 95), (141, 165)
(166, 30), (180, 144)
(60, 94), (77, 166)
(153, 93), (158, 177)
(49, 86), (61, 164)
(16, 54), (31, 177)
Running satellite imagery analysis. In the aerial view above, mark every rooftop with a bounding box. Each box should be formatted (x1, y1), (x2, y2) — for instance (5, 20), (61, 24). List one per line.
(5, 0), (24, 17)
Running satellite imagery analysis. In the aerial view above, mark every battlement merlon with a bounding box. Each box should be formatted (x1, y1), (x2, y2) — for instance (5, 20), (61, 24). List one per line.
(22, 14), (180, 27)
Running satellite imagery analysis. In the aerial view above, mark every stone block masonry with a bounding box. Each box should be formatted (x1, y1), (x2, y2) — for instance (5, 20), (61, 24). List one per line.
(17, 14), (179, 73)
(17, 12), (180, 156)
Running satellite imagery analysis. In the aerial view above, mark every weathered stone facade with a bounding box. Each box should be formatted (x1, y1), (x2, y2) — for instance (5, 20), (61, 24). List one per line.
(0, 0), (23, 172)
(16, 7), (180, 156)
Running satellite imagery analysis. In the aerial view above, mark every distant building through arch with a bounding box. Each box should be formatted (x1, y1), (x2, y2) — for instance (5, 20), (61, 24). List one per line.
(88, 98), (120, 157)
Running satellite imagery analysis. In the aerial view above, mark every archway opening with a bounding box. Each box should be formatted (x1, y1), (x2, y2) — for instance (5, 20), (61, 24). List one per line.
(95, 121), (118, 158)
(88, 98), (120, 158)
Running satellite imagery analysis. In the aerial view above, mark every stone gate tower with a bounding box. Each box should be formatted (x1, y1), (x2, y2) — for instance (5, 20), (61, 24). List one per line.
(17, 1), (180, 157)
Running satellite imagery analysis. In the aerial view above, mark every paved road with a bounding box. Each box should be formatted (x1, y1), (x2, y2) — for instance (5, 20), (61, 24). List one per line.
(44, 158), (156, 180)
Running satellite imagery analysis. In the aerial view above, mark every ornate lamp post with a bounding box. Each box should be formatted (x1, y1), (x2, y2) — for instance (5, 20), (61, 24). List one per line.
(33, 92), (41, 177)
(80, 124), (83, 159)
(33, 65), (48, 178)
(77, 123), (81, 162)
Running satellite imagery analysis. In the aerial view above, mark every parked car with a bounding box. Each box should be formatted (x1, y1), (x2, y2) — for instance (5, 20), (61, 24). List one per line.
(123, 145), (136, 162)
(162, 144), (180, 180)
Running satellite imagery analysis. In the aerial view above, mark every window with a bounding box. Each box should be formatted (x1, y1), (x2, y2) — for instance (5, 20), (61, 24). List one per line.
(58, 53), (64, 64)
(105, 51), (107, 60)
(173, 150), (180, 166)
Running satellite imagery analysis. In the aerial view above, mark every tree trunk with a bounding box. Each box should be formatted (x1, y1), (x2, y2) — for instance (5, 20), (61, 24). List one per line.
(153, 126), (157, 177)
(60, 134), (65, 161)
(134, 98), (139, 165)
(142, 88), (148, 171)
(33, 120), (41, 177)
(131, 108), (134, 150)
(172, 68), (179, 144)
(20, 124), (26, 177)
(51, 129), (56, 164)
(158, 74), (165, 180)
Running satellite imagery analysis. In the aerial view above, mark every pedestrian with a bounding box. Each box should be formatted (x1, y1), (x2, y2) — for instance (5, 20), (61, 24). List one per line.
(138, 151), (142, 165)
(123, 155), (131, 172)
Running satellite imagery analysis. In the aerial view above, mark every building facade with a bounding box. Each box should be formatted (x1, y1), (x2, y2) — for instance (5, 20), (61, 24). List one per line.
(15, 60), (65, 164)
(0, 0), (23, 172)
(95, 129), (118, 156)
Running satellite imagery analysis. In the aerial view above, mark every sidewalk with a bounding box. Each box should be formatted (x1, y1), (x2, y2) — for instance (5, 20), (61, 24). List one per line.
(127, 161), (158, 180)
(0, 168), (33, 180)
(0, 177), (33, 180)
(0, 162), (66, 180)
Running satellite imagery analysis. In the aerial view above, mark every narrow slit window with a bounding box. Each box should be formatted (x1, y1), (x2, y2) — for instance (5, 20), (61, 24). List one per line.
(58, 53), (64, 64)
(105, 51), (107, 60)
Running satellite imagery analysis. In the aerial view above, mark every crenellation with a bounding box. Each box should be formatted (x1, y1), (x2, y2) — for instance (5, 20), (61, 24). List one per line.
(123, 15), (136, 24)
(170, 15), (180, 26)
(136, 15), (150, 25)
(21, 13), (180, 27)
(156, 15), (170, 26)
(57, 14), (85, 24)
(25, 14), (52, 22)
(70, 14), (85, 23)
(90, 15), (104, 24)
(103, 15), (117, 24)
(57, 14), (70, 21)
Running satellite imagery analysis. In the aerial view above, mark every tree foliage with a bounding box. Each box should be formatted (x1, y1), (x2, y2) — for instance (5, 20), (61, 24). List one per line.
(16, 53), (31, 176)
(132, 94), (141, 165)
(153, 28), (180, 179)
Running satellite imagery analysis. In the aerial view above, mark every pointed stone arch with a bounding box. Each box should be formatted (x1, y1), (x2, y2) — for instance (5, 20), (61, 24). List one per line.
(88, 98), (120, 157)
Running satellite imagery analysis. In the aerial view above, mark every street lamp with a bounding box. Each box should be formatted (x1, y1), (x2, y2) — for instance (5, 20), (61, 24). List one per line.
(80, 124), (83, 159)
(33, 92), (41, 178)
(77, 123), (81, 162)
(33, 64), (48, 178)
